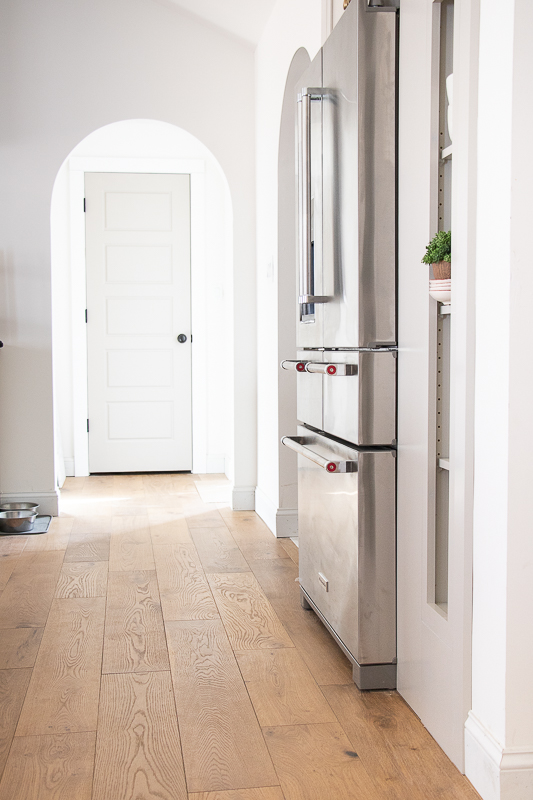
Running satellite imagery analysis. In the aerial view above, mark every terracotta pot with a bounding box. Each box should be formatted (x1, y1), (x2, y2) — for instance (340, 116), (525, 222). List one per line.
(432, 260), (451, 280)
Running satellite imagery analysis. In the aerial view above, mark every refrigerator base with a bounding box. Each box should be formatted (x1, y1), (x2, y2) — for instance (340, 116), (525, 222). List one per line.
(300, 587), (397, 691)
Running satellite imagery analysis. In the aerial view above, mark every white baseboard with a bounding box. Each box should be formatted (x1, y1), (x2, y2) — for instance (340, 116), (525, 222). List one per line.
(206, 454), (226, 474)
(255, 486), (298, 538)
(0, 490), (59, 517)
(64, 458), (75, 477)
(465, 712), (533, 800)
(231, 485), (255, 511)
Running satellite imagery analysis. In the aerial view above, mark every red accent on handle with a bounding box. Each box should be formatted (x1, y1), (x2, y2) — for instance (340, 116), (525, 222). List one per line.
(326, 462), (337, 472)
(296, 362), (306, 372)
(327, 365), (337, 375)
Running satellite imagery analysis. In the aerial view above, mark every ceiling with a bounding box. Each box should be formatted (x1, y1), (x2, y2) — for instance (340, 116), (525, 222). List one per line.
(163, 0), (278, 45)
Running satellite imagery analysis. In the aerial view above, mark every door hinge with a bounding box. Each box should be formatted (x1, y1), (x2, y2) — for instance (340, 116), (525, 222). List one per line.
(83, 198), (86, 212)
(87, 419), (89, 433)
(85, 309), (88, 323)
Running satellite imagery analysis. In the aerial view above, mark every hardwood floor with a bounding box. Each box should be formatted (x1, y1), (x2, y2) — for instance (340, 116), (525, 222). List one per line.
(0, 475), (480, 799)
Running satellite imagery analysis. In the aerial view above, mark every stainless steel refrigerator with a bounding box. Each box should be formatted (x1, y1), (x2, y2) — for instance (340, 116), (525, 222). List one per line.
(281, 0), (398, 690)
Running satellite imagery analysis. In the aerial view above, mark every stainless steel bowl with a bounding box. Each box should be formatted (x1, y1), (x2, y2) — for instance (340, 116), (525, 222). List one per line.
(0, 510), (37, 533)
(0, 502), (39, 514)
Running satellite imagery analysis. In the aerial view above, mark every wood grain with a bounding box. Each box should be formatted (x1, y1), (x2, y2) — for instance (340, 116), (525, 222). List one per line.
(16, 597), (105, 736)
(0, 731), (95, 800)
(0, 537), (27, 557)
(55, 561), (108, 598)
(0, 627), (44, 669)
(103, 570), (169, 674)
(217, 511), (273, 543)
(238, 540), (290, 562)
(185, 509), (226, 529)
(23, 517), (73, 553)
(322, 684), (481, 799)
(64, 517), (110, 562)
(0, 551), (65, 629)
(92, 671), (187, 800)
(189, 790), (284, 800)
(208, 573), (293, 651)
(0, 537), (28, 592)
(149, 510), (192, 545)
(143, 473), (196, 495)
(0, 669), (32, 778)
(235, 649), (336, 726)
(109, 516), (154, 571)
(248, 559), (352, 685)
(154, 543), (219, 621)
(189, 527), (250, 574)
(280, 539), (299, 565)
(263, 723), (380, 800)
(166, 619), (277, 793)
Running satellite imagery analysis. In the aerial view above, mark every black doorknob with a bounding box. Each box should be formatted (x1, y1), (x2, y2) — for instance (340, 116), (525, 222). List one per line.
(177, 334), (187, 344)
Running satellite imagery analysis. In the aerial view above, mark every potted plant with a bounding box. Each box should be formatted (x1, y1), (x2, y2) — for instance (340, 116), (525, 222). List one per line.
(422, 230), (451, 279)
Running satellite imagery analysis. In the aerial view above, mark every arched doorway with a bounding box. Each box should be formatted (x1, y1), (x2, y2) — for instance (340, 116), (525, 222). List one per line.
(51, 119), (233, 481)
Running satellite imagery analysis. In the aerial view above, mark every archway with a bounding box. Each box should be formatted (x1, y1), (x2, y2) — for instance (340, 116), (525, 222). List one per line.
(51, 119), (233, 482)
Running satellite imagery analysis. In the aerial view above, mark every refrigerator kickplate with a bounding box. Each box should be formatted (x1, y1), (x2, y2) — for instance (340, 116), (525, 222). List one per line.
(300, 586), (397, 691)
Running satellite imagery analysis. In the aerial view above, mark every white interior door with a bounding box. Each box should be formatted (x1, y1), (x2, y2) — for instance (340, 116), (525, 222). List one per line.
(85, 172), (192, 473)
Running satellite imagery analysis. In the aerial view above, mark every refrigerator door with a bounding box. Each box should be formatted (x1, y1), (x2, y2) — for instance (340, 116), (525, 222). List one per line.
(296, 51), (324, 349)
(322, 1), (397, 348)
(322, 349), (396, 446)
(296, 427), (396, 669)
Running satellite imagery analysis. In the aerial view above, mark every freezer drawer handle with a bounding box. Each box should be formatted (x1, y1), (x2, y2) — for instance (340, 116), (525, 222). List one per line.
(281, 360), (357, 376)
(280, 359), (308, 372)
(297, 87), (329, 306)
(281, 436), (358, 473)
(304, 362), (358, 376)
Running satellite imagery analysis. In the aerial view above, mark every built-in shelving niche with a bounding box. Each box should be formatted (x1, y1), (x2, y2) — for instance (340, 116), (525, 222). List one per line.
(428, 0), (453, 617)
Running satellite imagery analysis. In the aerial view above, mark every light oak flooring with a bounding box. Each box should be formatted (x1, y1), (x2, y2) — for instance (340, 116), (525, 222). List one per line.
(0, 474), (480, 799)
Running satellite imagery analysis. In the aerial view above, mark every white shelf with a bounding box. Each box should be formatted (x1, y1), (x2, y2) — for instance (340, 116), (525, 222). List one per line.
(441, 144), (453, 160)
(439, 303), (451, 315)
(438, 458), (450, 471)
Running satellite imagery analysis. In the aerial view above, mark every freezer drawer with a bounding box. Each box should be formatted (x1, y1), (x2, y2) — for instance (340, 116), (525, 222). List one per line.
(292, 427), (396, 667)
(284, 349), (396, 446)
(322, 350), (396, 446)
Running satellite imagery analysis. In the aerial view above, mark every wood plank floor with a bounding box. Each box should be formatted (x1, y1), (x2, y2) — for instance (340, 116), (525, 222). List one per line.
(0, 475), (480, 799)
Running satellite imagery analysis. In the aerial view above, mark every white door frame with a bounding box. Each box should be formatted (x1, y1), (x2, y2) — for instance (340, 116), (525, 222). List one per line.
(69, 156), (208, 476)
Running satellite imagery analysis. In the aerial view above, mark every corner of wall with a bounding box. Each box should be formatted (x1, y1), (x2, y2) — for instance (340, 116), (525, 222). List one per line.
(465, 712), (533, 800)
(255, 485), (298, 537)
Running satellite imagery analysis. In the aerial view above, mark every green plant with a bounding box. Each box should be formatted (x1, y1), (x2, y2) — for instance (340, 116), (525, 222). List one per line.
(421, 230), (451, 264)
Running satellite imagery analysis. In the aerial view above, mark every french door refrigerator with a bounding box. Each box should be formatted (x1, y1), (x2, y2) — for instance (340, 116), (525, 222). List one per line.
(281, 0), (398, 690)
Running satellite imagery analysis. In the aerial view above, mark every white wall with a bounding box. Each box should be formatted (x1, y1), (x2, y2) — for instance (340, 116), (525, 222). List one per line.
(465, 0), (533, 796)
(396, 0), (477, 772)
(0, 0), (256, 513)
(254, 0), (323, 535)
(51, 119), (230, 478)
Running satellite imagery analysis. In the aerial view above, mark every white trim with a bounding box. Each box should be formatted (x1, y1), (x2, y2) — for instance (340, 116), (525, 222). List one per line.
(231, 485), (256, 511)
(69, 156), (205, 174)
(275, 508), (299, 538)
(64, 458), (75, 477)
(0, 491), (59, 517)
(68, 156), (208, 476)
(255, 486), (298, 538)
(465, 712), (533, 800)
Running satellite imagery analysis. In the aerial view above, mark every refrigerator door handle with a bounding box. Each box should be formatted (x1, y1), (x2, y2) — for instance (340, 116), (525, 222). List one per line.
(304, 361), (358, 376)
(280, 359), (309, 372)
(281, 436), (358, 473)
(298, 88), (329, 306)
